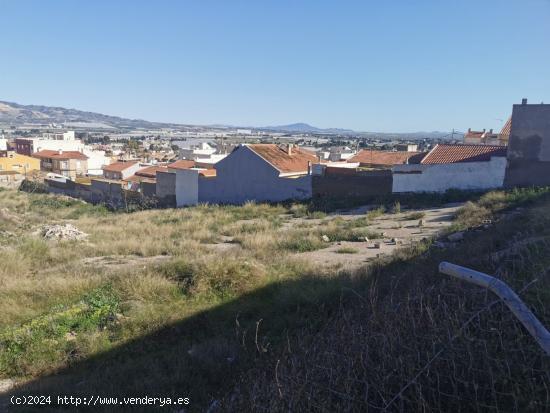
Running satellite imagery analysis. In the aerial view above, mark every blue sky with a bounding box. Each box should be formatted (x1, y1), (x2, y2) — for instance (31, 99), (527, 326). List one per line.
(1, 0), (549, 132)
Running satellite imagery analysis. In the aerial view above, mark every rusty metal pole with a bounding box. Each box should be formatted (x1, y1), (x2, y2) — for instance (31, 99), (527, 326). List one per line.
(439, 261), (550, 356)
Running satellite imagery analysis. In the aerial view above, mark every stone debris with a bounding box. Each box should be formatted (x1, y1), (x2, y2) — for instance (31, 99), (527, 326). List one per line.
(321, 234), (330, 242)
(40, 224), (88, 241)
(0, 378), (15, 393)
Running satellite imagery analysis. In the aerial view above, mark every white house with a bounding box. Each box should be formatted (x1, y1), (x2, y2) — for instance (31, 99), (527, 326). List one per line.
(102, 161), (147, 180)
(392, 144), (508, 193)
(83, 148), (112, 175)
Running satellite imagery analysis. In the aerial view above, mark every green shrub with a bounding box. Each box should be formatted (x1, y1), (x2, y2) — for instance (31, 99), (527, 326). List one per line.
(335, 247), (359, 254)
(366, 206), (385, 220)
(279, 234), (326, 252)
(392, 201), (401, 214)
(158, 259), (196, 293)
(29, 196), (80, 210)
(0, 285), (120, 377)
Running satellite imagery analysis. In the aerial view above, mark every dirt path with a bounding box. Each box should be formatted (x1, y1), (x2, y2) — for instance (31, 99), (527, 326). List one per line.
(299, 204), (462, 271)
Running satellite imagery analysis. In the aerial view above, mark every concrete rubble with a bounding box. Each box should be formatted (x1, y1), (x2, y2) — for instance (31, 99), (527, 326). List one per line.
(40, 223), (88, 241)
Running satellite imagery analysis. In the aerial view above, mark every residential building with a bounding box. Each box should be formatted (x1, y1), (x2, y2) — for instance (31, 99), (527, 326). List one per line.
(102, 161), (145, 180)
(179, 142), (229, 166)
(317, 146), (356, 162)
(504, 99), (550, 187)
(464, 121), (509, 146)
(15, 137), (84, 156)
(393, 144), (507, 193)
(33, 150), (89, 180)
(175, 143), (316, 206)
(395, 143), (419, 152)
(125, 165), (168, 196)
(83, 148), (111, 176)
(42, 131), (76, 141)
(0, 151), (40, 174)
(167, 159), (196, 172)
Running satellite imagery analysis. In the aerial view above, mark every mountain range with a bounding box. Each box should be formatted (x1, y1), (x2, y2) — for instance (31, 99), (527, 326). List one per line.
(0, 100), (457, 139)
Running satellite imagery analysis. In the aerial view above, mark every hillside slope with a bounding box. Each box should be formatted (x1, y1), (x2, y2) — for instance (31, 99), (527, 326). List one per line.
(0, 100), (181, 129)
(1, 188), (549, 412)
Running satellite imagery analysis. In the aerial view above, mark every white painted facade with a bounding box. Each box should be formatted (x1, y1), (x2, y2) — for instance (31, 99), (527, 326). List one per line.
(33, 138), (85, 153)
(42, 131), (76, 141)
(392, 157), (507, 193)
(83, 148), (111, 175)
(0, 138), (7, 151)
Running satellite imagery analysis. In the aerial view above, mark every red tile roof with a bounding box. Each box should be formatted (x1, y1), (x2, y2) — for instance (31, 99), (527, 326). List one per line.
(167, 159), (196, 170)
(464, 130), (485, 140)
(33, 150), (88, 160)
(348, 150), (423, 166)
(125, 175), (155, 183)
(102, 161), (138, 172)
(420, 144), (507, 165)
(247, 144), (318, 174)
(199, 169), (217, 177)
(33, 150), (58, 159)
(499, 116), (512, 137)
(135, 165), (167, 178)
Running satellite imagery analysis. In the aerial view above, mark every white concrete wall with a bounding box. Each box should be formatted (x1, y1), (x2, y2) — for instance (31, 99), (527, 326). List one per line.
(392, 157), (507, 193)
(0, 138), (7, 151)
(83, 149), (110, 175)
(34, 139), (85, 153)
(176, 169), (199, 206)
(120, 163), (146, 180)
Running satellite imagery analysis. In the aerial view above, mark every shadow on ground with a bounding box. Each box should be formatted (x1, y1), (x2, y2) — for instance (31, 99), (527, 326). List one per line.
(2, 271), (362, 412)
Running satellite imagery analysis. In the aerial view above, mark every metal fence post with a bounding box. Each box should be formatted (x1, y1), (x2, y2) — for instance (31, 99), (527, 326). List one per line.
(439, 261), (550, 356)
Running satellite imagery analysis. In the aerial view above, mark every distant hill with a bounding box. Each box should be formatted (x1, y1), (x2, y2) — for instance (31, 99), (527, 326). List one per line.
(262, 122), (355, 134)
(0, 100), (182, 130)
(0, 100), (459, 139)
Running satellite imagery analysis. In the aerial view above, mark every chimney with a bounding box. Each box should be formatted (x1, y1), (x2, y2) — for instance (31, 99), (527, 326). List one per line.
(468, 128), (471, 133)
(58, 149), (63, 155)
(287, 143), (293, 156)
(307, 161), (311, 175)
(522, 98), (528, 105)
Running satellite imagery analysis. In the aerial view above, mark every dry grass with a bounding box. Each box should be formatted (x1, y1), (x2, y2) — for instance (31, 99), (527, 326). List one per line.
(223, 192), (550, 412)
(2, 187), (550, 412)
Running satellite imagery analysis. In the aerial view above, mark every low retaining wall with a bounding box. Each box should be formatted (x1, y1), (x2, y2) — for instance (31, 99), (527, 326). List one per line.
(313, 167), (393, 199)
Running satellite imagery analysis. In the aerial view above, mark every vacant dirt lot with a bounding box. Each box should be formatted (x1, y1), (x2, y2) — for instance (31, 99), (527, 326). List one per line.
(300, 204), (462, 271)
